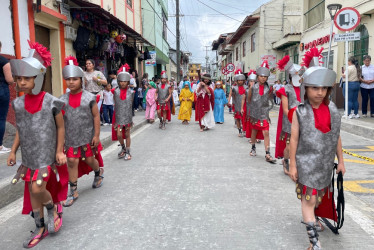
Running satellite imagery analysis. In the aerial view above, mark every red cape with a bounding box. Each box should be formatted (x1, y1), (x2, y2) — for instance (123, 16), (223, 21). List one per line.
(315, 190), (338, 222)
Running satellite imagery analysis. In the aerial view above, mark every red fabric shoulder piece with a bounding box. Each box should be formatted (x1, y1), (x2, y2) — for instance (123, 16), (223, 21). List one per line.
(313, 103), (331, 133)
(25, 92), (46, 114)
(120, 88), (127, 100)
(238, 86), (245, 95)
(288, 106), (297, 123)
(276, 87), (286, 98)
(69, 91), (83, 109)
(259, 85), (264, 96)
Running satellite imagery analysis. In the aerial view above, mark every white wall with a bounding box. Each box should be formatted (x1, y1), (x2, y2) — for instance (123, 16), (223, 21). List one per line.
(1, 0), (15, 55)
(18, 0), (30, 57)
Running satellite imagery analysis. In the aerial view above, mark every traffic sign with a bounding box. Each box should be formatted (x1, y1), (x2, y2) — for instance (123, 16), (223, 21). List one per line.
(334, 32), (361, 42)
(334, 7), (361, 32)
(222, 67), (228, 75)
(226, 63), (235, 72)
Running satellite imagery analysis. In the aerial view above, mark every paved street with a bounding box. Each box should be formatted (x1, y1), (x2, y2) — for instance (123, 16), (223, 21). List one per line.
(1, 109), (374, 249)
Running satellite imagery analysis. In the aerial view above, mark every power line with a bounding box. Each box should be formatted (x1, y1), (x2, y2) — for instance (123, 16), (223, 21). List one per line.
(206, 0), (249, 12)
(195, 0), (243, 22)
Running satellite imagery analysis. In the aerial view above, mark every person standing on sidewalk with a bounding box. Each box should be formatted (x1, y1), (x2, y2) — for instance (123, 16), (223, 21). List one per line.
(342, 56), (361, 118)
(112, 66), (134, 160)
(102, 83), (114, 125)
(228, 69), (247, 137)
(60, 56), (104, 207)
(7, 41), (68, 248)
(289, 51), (345, 250)
(360, 55), (374, 117)
(0, 41), (13, 154)
(145, 81), (157, 123)
(275, 55), (302, 175)
(247, 61), (276, 163)
(156, 71), (172, 130)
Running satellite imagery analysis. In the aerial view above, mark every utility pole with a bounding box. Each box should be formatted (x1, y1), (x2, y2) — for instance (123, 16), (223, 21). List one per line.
(204, 45), (210, 74)
(176, 0), (181, 83)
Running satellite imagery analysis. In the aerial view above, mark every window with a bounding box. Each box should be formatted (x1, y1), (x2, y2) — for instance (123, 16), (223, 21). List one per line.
(304, 0), (325, 29)
(126, 0), (133, 8)
(251, 33), (256, 52)
(293, 46), (299, 64)
(322, 50), (334, 70)
(162, 11), (167, 40)
(353, 25), (369, 65)
(242, 41), (246, 57)
(236, 47), (239, 61)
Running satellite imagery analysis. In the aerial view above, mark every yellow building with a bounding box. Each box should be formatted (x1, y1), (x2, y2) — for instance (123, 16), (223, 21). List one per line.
(188, 63), (201, 80)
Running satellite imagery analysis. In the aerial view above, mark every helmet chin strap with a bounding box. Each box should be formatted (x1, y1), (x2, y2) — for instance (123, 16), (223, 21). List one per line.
(292, 75), (301, 87)
(31, 74), (45, 95)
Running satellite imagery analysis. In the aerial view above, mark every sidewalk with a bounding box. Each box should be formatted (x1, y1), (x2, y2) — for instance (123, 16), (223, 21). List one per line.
(0, 110), (148, 209)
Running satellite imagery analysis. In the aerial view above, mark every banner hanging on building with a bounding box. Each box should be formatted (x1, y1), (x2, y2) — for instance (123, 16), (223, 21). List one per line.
(260, 55), (277, 83)
(145, 51), (156, 66)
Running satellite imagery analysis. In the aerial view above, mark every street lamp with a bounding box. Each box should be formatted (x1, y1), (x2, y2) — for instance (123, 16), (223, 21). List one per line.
(326, 4), (342, 68)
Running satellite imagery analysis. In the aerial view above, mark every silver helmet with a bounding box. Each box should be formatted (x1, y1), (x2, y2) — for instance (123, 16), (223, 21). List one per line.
(277, 55), (302, 86)
(62, 56), (84, 80)
(161, 71), (168, 79)
(248, 70), (257, 81)
(117, 68), (131, 82)
(256, 61), (270, 77)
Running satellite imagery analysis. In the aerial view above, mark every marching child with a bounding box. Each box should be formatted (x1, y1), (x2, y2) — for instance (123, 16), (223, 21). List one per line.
(60, 56), (104, 207)
(213, 81), (227, 124)
(156, 71), (172, 130)
(275, 55), (302, 175)
(178, 81), (194, 124)
(112, 65), (134, 159)
(228, 69), (247, 137)
(241, 70), (258, 141)
(247, 61), (276, 163)
(7, 41), (68, 247)
(289, 48), (345, 250)
(145, 81), (157, 123)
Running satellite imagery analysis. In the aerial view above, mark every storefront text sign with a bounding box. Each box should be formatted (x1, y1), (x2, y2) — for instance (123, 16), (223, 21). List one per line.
(145, 51), (156, 66)
(300, 33), (335, 51)
(334, 32), (361, 42)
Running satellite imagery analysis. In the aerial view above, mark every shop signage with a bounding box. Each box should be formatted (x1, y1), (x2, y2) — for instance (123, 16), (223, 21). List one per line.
(60, 3), (72, 25)
(145, 51), (156, 66)
(334, 32), (361, 42)
(260, 55), (277, 83)
(300, 33), (335, 51)
(334, 7), (361, 32)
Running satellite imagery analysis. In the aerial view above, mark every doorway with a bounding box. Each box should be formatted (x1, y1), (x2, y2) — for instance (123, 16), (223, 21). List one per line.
(35, 25), (52, 94)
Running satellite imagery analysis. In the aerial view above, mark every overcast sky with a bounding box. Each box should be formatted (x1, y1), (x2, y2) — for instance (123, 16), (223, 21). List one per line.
(167, 0), (271, 65)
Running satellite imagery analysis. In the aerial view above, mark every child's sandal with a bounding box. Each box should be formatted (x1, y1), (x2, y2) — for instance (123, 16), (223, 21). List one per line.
(23, 227), (49, 248)
(62, 188), (79, 207)
(265, 154), (276, 164)
(92, 168), (104, 188)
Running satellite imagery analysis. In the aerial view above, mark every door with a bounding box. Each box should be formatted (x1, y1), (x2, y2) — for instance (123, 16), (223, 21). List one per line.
(35, 25), (52, 94)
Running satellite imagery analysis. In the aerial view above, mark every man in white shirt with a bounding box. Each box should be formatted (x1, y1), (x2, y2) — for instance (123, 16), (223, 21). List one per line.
(360, 55), (374, 117)
(273, 80), (282, 105)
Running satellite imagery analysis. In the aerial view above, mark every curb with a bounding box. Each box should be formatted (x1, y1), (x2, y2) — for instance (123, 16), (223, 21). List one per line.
(0, 119), (149, 210)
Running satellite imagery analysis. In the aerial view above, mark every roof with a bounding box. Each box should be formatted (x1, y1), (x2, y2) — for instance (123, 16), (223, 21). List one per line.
(227, 16), (259, 44)
(71, 0), (153, 46)
(211, 33), (234, 50)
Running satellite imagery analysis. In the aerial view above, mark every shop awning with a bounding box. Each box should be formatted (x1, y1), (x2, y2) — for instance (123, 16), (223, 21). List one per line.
(69, 0), (154, 47)
(272, 33), (301, 50)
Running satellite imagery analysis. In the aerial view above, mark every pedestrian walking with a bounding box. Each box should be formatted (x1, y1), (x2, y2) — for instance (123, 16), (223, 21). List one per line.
(112, 66), (134, 160)
(275, 55), (302, 174)
(360, 55), (374, 117)
(241, 70), (257, 141)
(156, 71), (172, 130)
(247, 61), (276, 163)
(228, 69), (247, 137)
(84, 59), (107, 114)
(289, 50), (346, 250)
(102, 83), (114, 125)
(213, 81), (227, 124)
(195, 73), (215, 131)
(0, 41), (13, 154)
(145, 81), (157, 123)
(342, 56), (361, 118)
(7, 41), (68, 248)
(60, 56), (104, 207)
(137, 83), (144, 111)
(178, 81), (194, 124)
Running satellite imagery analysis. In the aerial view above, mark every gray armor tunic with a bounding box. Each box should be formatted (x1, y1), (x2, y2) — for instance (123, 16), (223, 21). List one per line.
(60, 90), (96, 148)
(232, 85), (247, 114)
(281, 84), (300, 136)
(113, 87), (134, 126)
(296, 100), (341, 190)
(12, 93), (64, 170)
(249, 83), (271, 124)
(157, 84), (170, 105)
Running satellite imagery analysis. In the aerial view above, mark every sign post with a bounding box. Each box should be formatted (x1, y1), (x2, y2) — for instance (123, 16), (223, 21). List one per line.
(334, 7), (361, 118)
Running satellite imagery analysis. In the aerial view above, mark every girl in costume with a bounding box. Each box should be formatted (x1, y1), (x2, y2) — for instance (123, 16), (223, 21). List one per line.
(60, 56), (104, 207)
(156, 71), (172, 130)
(178, 81), (194, 124)
(195, 74), (215, 131)
(145, 81), (157, 123)
(275, 55), (302, 175)
(213, 81), (227, 124)
(228, 69), (247, 136)
(247, 61), (276, 163)
(112, 65), (134, 159)
(7, 41), (68, 248)
(289, 49), (345, 250)
(241, 70), (258, 142)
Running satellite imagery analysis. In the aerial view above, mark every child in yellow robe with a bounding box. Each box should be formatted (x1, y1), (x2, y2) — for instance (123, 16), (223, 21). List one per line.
(178, 81), (194, 124)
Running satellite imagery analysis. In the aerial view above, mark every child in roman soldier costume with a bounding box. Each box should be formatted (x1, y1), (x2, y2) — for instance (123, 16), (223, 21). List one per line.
(112, 65), (134, 159)
(7, 41), (68, 248)
(289, 47), (345, 250)
(228, 69), (247, 137)
(156, 71), (172, 130)
(195, 73), (215, 131)
(60, 56), (104, 207)
(275, 55), (302, 175)
(247, 61), (276, 163)
(241, 69), (257, 141)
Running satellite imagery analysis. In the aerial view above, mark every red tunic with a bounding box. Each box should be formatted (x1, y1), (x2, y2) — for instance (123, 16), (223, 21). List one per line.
(195, 87), (214, 123)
